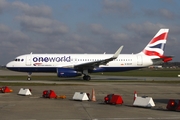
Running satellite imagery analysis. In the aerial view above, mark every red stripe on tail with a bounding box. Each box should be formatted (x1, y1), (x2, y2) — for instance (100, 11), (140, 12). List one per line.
(150, 32), (168, 44)
(143, 50), (161, 57)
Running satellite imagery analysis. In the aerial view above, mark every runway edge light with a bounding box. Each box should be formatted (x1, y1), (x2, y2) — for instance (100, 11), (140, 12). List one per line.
(166, 99), (180, 111)
(104, 94), (123, 105)
(42, 90), (57, 99)
(0, 86), (13, 93)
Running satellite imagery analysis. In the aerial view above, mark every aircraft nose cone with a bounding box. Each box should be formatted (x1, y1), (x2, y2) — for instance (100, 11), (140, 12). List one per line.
(6, 62), (13, 68)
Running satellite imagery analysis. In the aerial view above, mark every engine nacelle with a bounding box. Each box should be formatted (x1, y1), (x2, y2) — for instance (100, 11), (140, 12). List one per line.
(57, 68), (82, 77)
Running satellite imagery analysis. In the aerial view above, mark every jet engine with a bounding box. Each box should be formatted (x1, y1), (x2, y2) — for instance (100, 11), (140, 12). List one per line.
(57, 68), (82, 77)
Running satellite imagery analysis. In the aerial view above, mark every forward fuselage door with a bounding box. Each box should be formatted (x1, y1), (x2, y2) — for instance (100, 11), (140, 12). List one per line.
(137, 55), (143, 65)
(26, 55), (31, 66)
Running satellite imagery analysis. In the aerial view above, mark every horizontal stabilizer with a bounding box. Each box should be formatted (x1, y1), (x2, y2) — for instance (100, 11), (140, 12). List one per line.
(160, 55), (173, 62)
(152, 55), (173, 64)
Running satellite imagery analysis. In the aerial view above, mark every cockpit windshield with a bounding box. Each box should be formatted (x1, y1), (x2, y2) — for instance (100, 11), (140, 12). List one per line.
(14, 58), (24, 62)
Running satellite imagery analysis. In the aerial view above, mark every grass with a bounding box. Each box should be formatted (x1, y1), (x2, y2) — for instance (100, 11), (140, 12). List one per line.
(94, 68), (180, 77)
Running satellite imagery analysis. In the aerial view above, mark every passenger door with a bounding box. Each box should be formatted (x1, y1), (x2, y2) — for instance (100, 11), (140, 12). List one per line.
(26, 55), (31, 66)
(137, 55), (143, 65)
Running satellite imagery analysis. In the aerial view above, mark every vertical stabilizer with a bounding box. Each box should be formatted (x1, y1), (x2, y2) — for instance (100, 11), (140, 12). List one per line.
(139, 29), (169, 57)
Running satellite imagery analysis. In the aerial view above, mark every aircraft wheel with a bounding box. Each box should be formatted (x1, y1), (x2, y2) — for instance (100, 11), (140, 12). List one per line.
(83, 76), (86, 80)
(86, 75), (91, 81)
(27, 77), (31, 81)
(83, 75), (91, 81)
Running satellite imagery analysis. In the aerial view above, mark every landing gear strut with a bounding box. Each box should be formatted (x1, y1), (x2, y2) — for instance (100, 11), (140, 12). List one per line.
(27, 72), (32, 81)
(82, 70), (91, 81)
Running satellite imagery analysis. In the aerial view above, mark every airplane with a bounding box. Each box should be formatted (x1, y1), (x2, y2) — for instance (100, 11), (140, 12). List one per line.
(6, 29), (173, 81)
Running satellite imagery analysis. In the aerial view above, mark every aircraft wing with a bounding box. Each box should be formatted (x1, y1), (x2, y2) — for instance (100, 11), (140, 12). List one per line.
(73, 46), (123, 70)
(59, 46), (123, 70)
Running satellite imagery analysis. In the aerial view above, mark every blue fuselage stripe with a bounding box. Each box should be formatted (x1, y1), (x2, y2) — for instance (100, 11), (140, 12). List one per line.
(7, 67), (143, 73)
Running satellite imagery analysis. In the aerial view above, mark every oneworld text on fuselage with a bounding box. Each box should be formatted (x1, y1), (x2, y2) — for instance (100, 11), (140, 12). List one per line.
(33, 56), (71, 62)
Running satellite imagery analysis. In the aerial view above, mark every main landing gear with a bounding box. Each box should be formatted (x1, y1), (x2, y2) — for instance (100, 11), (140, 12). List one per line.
(83, 75), (91, 81)
(82, 70), (91, 81)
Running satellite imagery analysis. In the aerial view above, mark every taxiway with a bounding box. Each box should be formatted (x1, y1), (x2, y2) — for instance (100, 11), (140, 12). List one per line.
(0, 70), (180, 120)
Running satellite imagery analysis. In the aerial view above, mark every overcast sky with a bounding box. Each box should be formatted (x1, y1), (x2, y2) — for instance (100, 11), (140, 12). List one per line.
(0, 0), (180, 65)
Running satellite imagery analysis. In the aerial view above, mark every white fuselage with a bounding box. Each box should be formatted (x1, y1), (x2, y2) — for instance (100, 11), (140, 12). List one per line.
(6, 53), (154, 73)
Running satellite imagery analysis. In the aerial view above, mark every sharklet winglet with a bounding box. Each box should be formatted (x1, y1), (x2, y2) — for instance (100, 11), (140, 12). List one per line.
(112, 46), (123, 59)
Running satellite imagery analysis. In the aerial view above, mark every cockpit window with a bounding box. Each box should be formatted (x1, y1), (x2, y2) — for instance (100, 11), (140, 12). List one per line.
(14, 58), (24, 62)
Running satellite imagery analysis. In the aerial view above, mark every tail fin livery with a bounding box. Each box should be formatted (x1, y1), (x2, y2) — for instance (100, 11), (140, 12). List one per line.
(139, 29), (173, 63)
(139, 29), (169, 57)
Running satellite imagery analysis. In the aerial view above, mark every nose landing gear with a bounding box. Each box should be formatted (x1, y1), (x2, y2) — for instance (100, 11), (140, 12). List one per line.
(27, 72), (32, 81)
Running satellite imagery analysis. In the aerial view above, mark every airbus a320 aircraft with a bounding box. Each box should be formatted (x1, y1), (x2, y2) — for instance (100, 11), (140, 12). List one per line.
(6, 29), (173, 81)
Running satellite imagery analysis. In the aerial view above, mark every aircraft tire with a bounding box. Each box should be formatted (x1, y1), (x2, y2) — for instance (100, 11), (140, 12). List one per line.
(86, 76), (91, 81)
(27, 77), (31, 81)
(83, 75), (91, 81)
